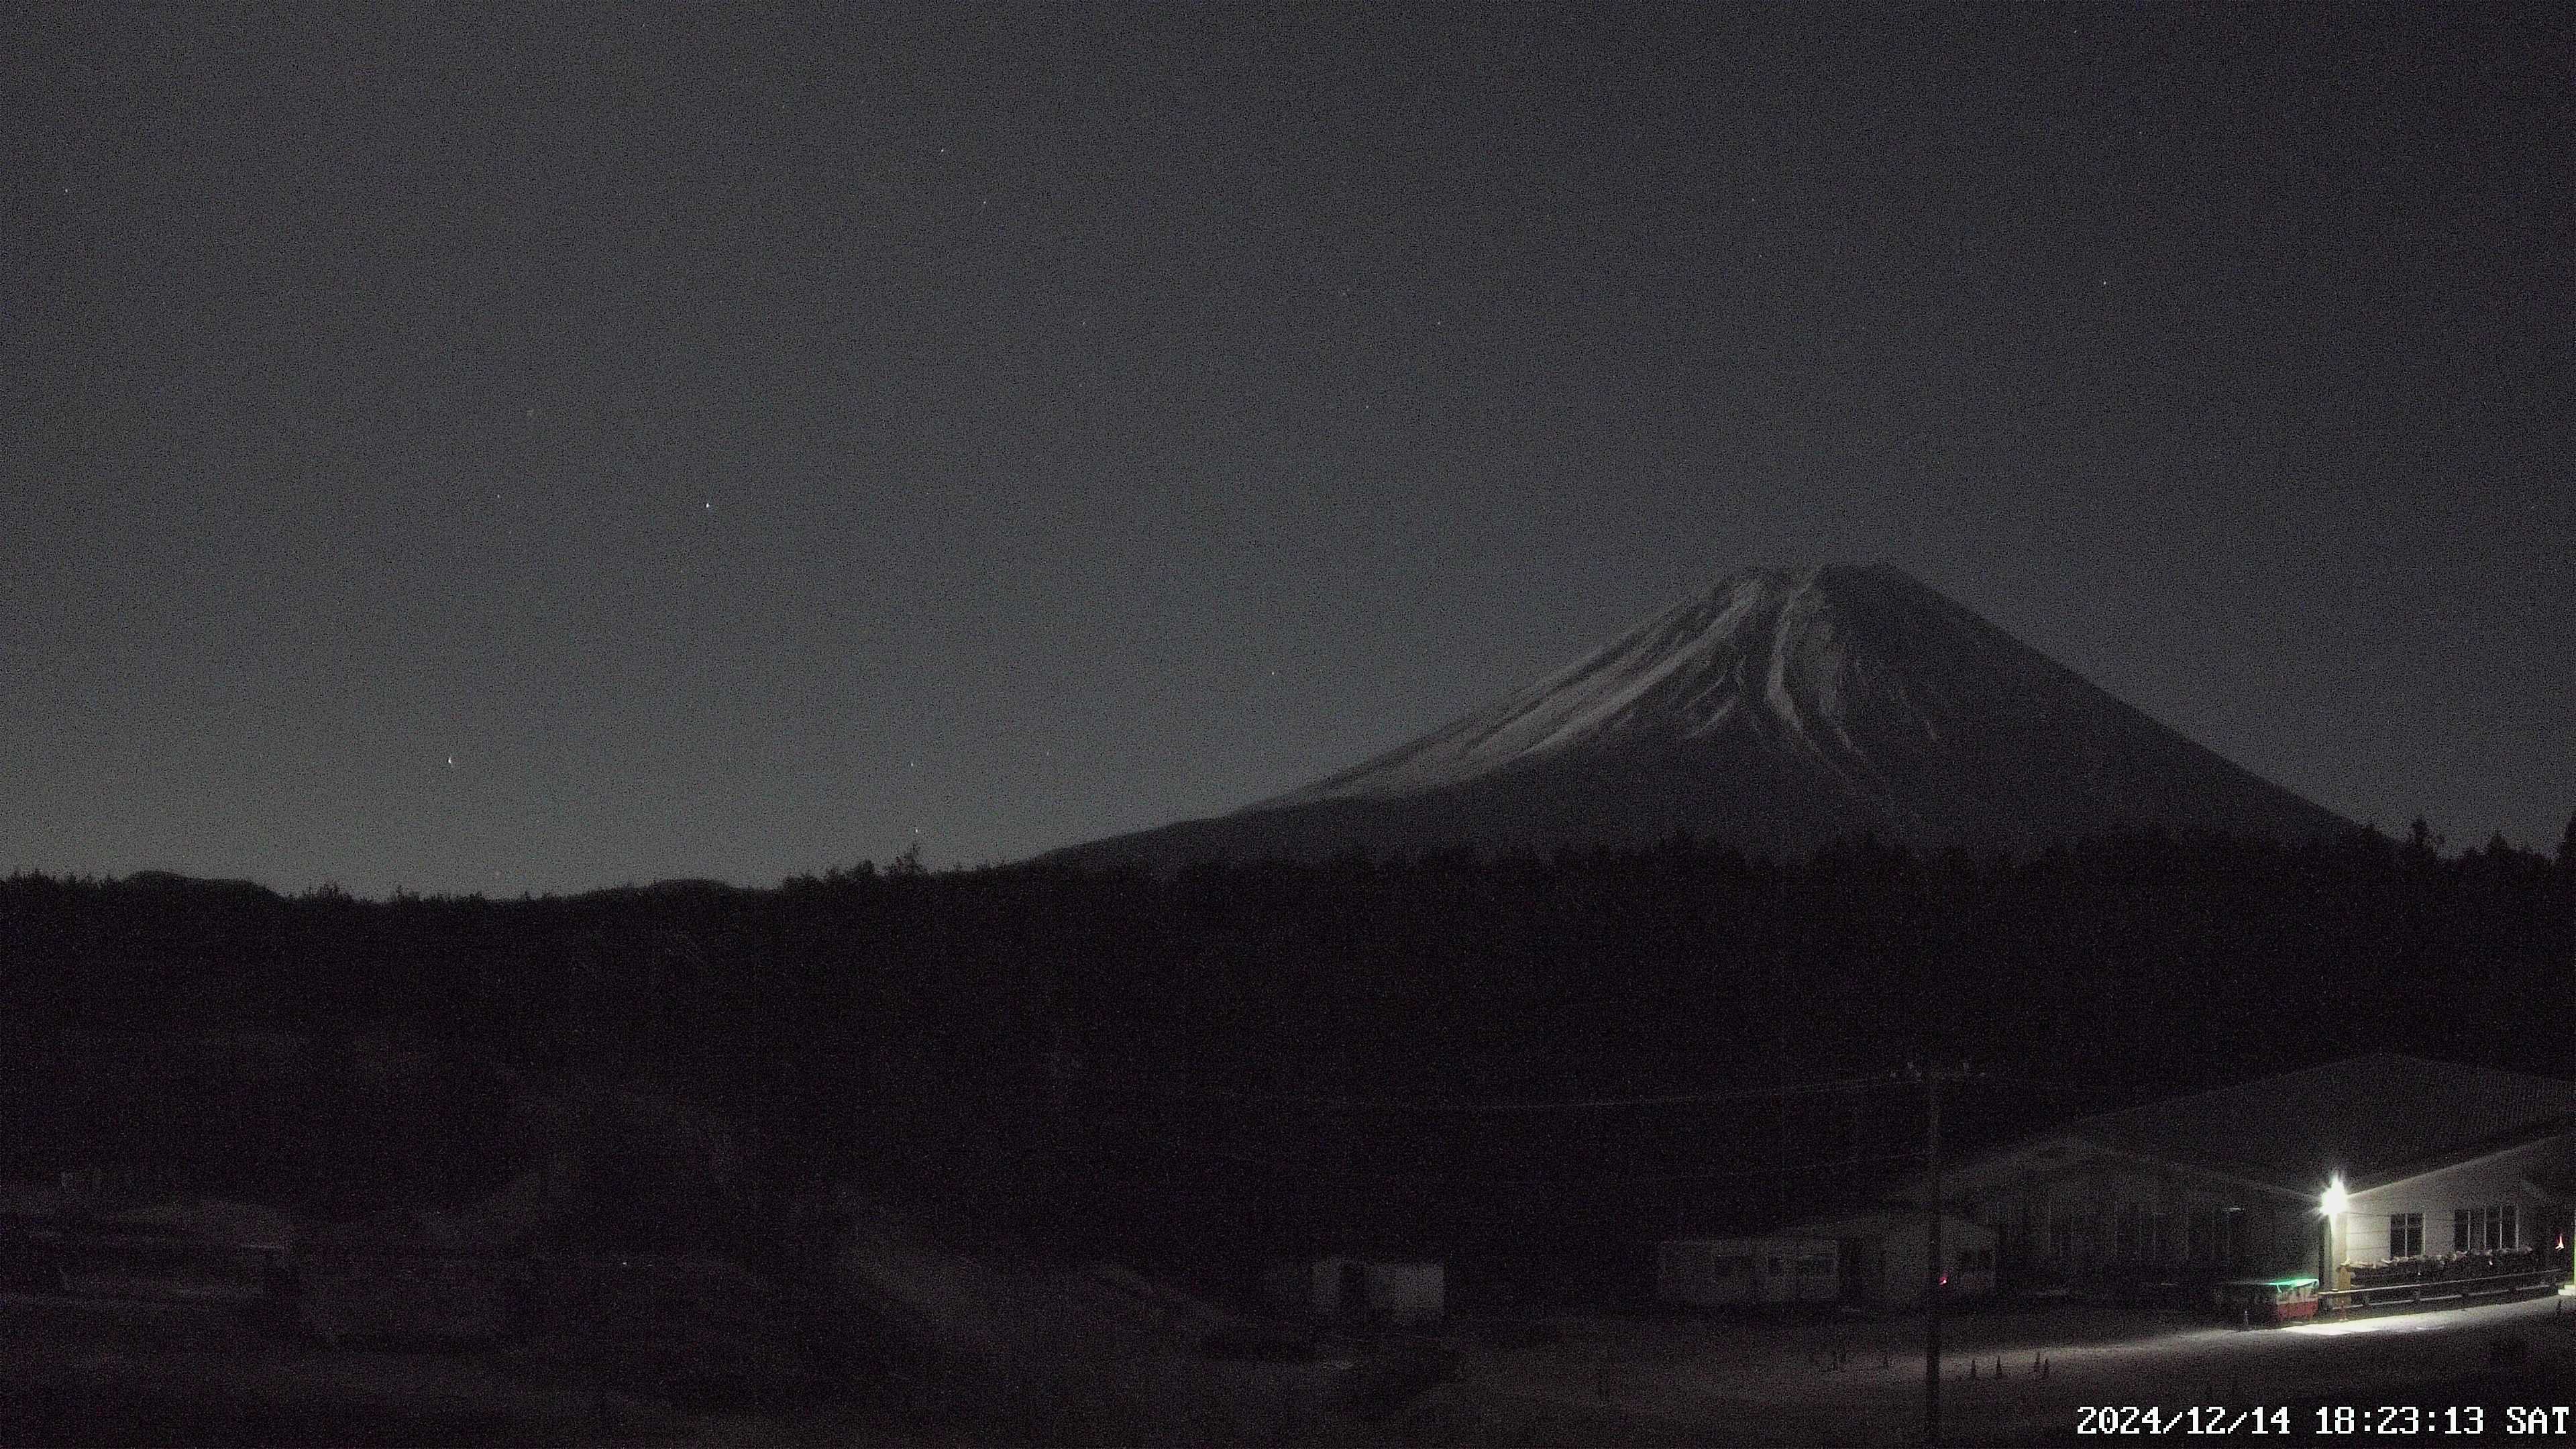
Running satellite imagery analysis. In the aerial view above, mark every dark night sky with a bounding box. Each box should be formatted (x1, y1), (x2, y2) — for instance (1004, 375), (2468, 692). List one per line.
(6, 3), (2569, 896)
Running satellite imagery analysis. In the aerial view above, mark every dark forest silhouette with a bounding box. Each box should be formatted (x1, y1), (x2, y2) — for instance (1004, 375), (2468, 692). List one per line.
(3, 820), (2570, 1273)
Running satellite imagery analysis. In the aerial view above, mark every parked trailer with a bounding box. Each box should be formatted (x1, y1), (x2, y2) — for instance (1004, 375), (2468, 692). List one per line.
(1656, 1236), (1838, 1307)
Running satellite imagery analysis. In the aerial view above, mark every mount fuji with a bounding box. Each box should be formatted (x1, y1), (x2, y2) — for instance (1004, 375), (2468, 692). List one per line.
(1052, 564), (2353, 870)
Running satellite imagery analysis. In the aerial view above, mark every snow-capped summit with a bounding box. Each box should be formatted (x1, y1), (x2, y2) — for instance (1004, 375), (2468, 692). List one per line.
(1259, 564), (1977, 810)
(1053, 564), (2351, 869)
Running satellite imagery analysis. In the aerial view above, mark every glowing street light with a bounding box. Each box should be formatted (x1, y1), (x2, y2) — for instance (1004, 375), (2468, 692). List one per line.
(2318, 1177), (2347, 1299)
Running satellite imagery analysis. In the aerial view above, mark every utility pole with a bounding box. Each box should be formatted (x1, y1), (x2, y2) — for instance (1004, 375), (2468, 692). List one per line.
(1925, 1063), (1942, 1448)
(1914, 1060), (1977, 1448)
(2565, 810), (2576, 1295)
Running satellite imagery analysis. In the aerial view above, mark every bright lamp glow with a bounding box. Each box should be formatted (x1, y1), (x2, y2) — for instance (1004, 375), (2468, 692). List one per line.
(2320, 1177), (2347, 1215)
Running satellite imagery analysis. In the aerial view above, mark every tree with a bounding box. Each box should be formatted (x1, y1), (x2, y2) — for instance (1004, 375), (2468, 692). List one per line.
(2560, 809), (2575, 943)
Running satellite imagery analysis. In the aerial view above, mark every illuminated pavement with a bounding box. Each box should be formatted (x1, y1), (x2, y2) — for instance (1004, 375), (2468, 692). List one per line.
(1419, 1293), (2576, 1446)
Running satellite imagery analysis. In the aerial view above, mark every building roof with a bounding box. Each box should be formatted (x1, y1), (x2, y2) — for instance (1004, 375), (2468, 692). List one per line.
(2041, 1054), (2576, 1194)
(1660, 1234), (1840, 1247)
(1786, 1211), (1989, 1241)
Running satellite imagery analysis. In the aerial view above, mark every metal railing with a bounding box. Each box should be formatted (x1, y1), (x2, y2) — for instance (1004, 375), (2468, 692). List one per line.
(2320, 1267), (2559, 1311)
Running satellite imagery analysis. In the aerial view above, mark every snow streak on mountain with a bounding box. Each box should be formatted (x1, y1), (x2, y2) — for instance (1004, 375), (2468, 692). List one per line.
(1053, 564), (2352, 870)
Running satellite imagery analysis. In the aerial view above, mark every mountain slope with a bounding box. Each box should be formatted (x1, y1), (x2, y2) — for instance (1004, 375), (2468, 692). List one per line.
(1053, 564), (2351, 870)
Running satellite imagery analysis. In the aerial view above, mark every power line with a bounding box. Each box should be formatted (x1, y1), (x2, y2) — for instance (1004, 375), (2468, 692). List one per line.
(1122, 1139), (1929, 1189)
(1100, 1069), (1891, 1115)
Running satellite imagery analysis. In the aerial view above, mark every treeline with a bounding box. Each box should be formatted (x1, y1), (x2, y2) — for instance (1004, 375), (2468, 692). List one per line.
(1, 822), (2569, 1251)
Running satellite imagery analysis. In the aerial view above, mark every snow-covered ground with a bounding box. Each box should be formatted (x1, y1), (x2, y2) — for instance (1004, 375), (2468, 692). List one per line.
(813, 1191), (1357, 1442)
(23, 1247), (2569, 1447)
(1393, 1293), (2576, 1446)
(0, 1289), (703, 1445)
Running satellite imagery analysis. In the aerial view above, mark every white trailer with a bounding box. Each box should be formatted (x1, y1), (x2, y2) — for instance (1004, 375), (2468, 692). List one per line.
(1656, 1236), (1839, 1307)
(1783, 1212), (1997, 1307)
(1266, 1255), (1446, 1324)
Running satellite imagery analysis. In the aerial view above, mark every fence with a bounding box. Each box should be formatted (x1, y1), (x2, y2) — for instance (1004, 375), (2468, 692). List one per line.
(2320, 1267), (2559, 1313)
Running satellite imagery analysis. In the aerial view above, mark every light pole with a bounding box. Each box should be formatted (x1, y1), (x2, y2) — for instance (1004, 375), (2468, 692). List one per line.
(1915, 1061), (1977, 1448)
(2319, 1176), (2347, 1303)
(1925, 1066), (1941, 1448)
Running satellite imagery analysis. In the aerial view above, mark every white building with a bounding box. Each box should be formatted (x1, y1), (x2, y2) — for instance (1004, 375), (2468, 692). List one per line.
(1265, 1255), (1444, 1324)
(1654, 1236), (1838, 1307)
(1782, 1211), (1995, 1307)
(2321, 1122), (2569, 1295)
(1931, 1055), (2576, 1300)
